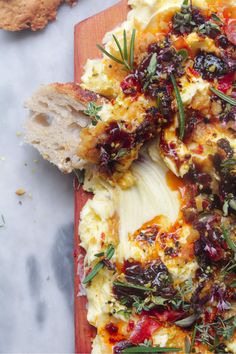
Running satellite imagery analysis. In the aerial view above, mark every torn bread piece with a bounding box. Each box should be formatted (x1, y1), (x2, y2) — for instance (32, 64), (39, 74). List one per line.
(25, 83), (107, 173)
(0, 0), (77, 32)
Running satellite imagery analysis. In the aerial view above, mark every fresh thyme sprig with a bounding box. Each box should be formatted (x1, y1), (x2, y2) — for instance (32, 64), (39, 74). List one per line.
(171, 74), (185, 140)
(97, 29), (136, 71)
(195, 316), (236, 351)
(83, 244), (115, 284)
(210, 88), (236, 106)
(84, 102), (102, 126)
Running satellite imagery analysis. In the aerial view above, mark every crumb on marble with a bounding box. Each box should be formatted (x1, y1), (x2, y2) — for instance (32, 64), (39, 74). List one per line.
(15, 188), (26, 196)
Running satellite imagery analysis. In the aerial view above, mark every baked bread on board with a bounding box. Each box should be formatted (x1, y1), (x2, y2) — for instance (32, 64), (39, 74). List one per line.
(0, 0), (77, 31)
(25, 83), (106, 173)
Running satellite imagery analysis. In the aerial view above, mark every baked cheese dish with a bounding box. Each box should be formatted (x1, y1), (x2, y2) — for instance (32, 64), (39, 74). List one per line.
(77, 0), (236, 353)
(25, 0), (236, 353)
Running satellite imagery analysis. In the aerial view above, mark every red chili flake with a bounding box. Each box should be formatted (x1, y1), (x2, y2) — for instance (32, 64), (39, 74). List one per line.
(192, 144), (204, 155)
(127, 320), (135, 332)
(225, 19), (236, 46)
(188, 67), (200, 78)
(217, 72), (234, 93)
(202, 199), (211, 210)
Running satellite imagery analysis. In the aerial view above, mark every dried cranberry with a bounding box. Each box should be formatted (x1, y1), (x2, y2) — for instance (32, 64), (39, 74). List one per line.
(184, 110), (203, 142)
(217, 35), (229, 49)
(121, 74), (141, 96)
(217, 72), (234, 94)
(129, 316), (160, 344)
(217, 138), (233, 158)
(105, 323), (119, 335)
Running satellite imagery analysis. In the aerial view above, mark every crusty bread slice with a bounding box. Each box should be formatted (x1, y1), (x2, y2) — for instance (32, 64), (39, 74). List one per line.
(0, 0), (77, 32)
(25, 83), (106, 173)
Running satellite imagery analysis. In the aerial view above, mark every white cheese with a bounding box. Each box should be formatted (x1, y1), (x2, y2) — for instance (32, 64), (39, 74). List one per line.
(116, 151), (180, 262)
(180, 76), (210, 107)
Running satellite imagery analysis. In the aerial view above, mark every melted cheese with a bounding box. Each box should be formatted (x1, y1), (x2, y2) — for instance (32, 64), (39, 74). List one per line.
(79, 0), (236, 352)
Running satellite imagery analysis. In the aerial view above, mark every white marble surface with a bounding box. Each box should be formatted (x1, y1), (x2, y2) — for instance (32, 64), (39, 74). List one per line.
(0, 0), (118, 352)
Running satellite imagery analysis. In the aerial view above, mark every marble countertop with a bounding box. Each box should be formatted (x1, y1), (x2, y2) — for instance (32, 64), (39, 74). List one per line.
(0, 0), (117, 352)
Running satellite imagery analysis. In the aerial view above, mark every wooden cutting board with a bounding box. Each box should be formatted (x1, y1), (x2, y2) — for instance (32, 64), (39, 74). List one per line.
(74, 1), (129, 353)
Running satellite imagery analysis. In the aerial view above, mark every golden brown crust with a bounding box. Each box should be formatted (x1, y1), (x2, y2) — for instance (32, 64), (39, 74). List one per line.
(51, 82), (108, 106)
(0, 0), (77, 31)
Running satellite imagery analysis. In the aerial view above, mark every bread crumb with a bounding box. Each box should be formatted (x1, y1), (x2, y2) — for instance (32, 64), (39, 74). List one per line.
(15, 188), (26, 196)
(16, 131), (22, 137)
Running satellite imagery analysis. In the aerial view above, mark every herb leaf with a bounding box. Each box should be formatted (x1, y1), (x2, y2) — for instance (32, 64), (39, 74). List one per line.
(82, 262), (104, 284)
(189, 325), (197, 353)
(84, 102), (102, 126)
(97, 29), (136, 72)
(122, 346), (181, 353)
(83, 244), (115, 284)
(178, 49), (189, 61)
(210, 87), (236, 106)
(143, 53), (158, 91)
(113, 281), (155, 292)
(175, 314), (198, 328)
(211, 13), (223, 23)
(222, 225), (236, 253)
(129, 29), (136, 71)
(221, 159), (236, 168)
(171, 74), (185, 140)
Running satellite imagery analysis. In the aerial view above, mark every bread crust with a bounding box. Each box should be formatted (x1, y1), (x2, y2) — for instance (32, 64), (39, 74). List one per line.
(25, 82), (108, 173)
(0, 0), (77, 31)
(51, 82), (106, 106)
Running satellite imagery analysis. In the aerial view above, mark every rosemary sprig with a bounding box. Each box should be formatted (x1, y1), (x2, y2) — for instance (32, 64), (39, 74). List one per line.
(122, 346), (181, 353)
(189, 325), (197, 353)
(222, 225), (236, 253)
(83, 245), (115, 284)
(210, 88), (236, 106)
(113, 281), (155, 292)
(171, 74), (185, 140)
(97, 29), (136, 71)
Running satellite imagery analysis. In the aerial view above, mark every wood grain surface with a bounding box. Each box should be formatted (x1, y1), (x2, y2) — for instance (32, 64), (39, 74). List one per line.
(74, 0), (129, 82)
(74, 1), (129, 353)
